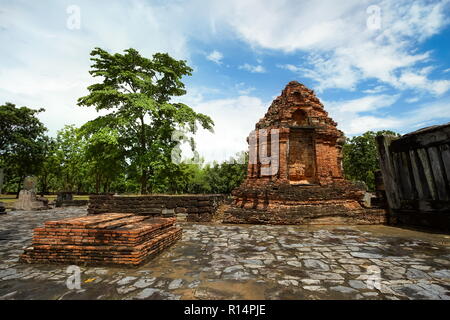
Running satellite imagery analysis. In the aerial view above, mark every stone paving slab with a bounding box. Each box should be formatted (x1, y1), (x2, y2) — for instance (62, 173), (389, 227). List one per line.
(0, 207), (449, 300)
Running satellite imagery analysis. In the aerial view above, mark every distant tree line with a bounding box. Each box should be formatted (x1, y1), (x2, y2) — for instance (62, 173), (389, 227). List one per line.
(0, 47), (246, 196)
(0, 104), (248, 196)
(0, 47), (401, 196)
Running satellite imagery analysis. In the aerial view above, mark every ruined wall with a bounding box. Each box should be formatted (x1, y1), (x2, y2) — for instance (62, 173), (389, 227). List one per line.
(377, 123), (450, 232)
(226, 181), (387, 225)
(88, 194), (225, 222)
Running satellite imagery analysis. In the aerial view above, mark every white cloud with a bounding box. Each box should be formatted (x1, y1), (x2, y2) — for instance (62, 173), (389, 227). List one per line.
(335, 94), (400, 113)
(363, 85), (388, 94)
(397, 69), (450, 95)
(239, 63), (266, 73)
(187, 95), (267, 163)
(206, 50), (224, 64)
(325, 94), (450, 136)
(0, 0), (194, 136)
(234, 82), (256, 95)
(405, 97), (420, 103)
(227, 0), (450, 94)
(325, 94), (401, 134)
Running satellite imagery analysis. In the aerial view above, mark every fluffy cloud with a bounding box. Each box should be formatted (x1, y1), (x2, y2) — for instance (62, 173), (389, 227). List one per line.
(230, 0), (450, 94)
(325, 94), (401, 134)
(325, 94), (450, 135)
(206, 50), (224, 64)
(0, 0), (196, 135)
(187, 95), (268, 163)
(239, 63), (266, 73)
(1, 0), (449, 163)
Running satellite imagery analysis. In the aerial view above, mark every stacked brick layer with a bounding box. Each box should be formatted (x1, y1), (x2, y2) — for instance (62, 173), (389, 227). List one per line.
(224, 81), (388, 225)
(56, 200), (89, 207)
(224, 181), (387, 225)
(88, 194), (225, 222)
(20, 213), (182, 266)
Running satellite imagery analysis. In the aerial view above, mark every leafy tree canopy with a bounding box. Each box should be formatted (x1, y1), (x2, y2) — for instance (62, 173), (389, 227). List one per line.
(342, 130), (400, 190)
(78, 48), (214, 193)
(0, 102), (47, 194)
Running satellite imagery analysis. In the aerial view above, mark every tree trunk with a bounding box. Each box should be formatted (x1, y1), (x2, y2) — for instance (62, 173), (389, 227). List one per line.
(139, 113), (148, 195)
(140, 169), (148, 194)
(95, 173), (100, 194)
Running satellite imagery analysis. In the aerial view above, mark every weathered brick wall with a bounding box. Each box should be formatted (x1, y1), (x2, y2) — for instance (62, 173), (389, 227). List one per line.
(56, 200), (89, 207)
(88, 194), (225, 222)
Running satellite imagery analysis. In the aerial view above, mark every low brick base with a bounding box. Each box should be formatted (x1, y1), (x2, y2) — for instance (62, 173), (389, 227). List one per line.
(55, 200), (89, 207)
(20, 213), (182, 266)
(88, 194), (225, 222)
(223, 182), (387, 225)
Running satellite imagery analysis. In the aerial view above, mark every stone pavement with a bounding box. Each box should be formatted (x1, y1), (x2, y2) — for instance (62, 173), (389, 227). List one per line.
(0, 207), (449, 300)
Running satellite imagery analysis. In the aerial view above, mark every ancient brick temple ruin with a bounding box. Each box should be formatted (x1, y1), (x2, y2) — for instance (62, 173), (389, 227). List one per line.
(223, 81), (386, 225)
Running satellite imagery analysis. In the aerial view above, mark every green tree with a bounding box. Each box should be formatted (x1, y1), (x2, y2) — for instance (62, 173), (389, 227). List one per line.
(53, 125), (87, 192)
(81, 126), (126, 193)
(78, 47), (214, 194)
(204, 152), (248, 194)
(342, 130), (400, 190)
(37, 136), (59, 195)
(0, 102), (47, 195)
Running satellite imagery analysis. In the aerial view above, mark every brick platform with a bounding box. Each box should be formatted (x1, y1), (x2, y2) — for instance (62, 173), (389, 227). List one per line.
(20, 213), (182, 266)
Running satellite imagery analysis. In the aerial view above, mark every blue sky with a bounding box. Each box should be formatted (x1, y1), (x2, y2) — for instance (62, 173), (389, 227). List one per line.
(1, 0), (450, 162)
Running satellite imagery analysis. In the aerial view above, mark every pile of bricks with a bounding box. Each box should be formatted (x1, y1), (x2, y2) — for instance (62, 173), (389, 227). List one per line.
(20, 213), (182, 266)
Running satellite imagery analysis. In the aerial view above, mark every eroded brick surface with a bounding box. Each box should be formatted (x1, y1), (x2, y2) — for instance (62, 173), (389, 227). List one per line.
(224, 81), (386, 225)
(88, 194), (225, 222)
(20, 213), (182, 266)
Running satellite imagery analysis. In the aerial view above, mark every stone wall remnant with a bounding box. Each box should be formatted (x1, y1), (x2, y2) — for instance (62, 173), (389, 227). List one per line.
(55, 192), (88, 207)
(88, 194), (225, 222)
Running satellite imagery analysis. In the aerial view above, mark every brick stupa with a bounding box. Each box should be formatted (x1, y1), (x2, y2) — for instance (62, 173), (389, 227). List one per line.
(223, 81), (386, 225)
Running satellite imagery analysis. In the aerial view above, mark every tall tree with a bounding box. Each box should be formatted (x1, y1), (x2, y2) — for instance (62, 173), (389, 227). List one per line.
(81, 126), (125, 193)
(54, 125), (87, 192)
(78, 48), (214, 194)
(0, 102), (47, 195)
(38, 136), (59, 196)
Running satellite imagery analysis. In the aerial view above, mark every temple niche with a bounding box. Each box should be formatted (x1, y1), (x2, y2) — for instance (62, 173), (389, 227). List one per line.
(223, 81), (387, 225)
